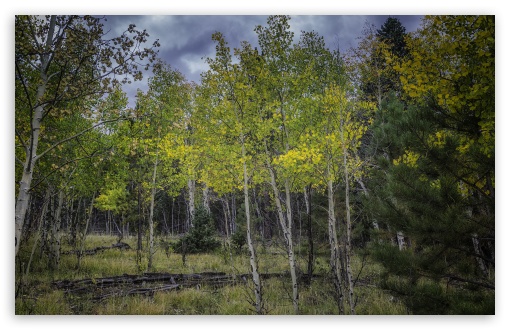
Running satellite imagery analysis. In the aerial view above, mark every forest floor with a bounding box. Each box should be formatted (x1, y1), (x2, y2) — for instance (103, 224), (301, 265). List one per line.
(15, 234), (407, 315)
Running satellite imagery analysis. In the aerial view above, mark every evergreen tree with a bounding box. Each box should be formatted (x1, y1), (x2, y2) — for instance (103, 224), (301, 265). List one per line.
(172, 206), (221, 254)
(376, 17), (409, 58)
(357, 17), (409, 107)
(365, 16), (495, 314)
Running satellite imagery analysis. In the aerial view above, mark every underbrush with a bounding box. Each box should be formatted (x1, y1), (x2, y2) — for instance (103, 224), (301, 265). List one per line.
(16, 234), (407, 315)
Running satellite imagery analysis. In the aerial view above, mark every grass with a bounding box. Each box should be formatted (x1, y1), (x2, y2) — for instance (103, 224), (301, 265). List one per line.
(15, 234), (407, 315)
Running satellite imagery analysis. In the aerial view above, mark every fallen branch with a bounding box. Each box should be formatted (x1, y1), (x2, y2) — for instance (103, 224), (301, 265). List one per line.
(62, 242), (131, 256)
(52, 271), (351, 302)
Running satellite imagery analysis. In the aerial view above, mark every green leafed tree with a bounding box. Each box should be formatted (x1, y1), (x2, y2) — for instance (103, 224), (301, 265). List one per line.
(15, 15), (158, 256)
(199, 31), (265, 314)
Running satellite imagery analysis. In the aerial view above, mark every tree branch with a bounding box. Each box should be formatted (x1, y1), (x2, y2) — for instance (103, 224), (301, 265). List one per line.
(442, 274), (494, 290)
(15, 128), (29, 154)
(34, 116), (133, 163)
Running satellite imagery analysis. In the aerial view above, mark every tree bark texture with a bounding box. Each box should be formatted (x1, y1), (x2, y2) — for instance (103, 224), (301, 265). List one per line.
(242, 142), (263, 314)
(343, 153), (356, 315)
(266, 160), (299, 314)
(327, 174), (344, 314)
(304, 185), (314, 285)
(148, 154), (158, 270)
(15, 15), (57, 257)
(187, 179), (195, 229)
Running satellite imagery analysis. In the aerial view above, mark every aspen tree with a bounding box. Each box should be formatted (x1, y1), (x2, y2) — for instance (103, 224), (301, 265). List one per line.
(15, 15), (158, 256)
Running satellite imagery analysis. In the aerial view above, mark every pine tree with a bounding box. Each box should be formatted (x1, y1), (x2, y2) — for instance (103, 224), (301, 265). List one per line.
(367, 97), (494, 314)
(365, 16), (495, 314)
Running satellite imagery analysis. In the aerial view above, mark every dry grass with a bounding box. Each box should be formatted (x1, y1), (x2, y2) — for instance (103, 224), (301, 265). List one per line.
(15, 234), (406, 315)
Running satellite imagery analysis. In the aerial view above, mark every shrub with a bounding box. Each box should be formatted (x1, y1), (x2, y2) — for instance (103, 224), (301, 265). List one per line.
(231, 229), (246, 253)
(172, 207), (221, 254)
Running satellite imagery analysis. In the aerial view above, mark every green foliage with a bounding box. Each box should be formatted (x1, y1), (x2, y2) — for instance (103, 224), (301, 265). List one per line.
(364, 17), (495, 314)
(172, 207), (221, 254)
(231, 229), (246, 253)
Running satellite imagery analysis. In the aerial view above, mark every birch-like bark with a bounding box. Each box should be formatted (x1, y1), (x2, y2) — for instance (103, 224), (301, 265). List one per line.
(327, 165), (344, 314)
(303, 185), (314, 285)
(202, 184), (211, 214)
(15, 28), (54, 257)
(147, 153), (158, 270)
(187, 179), (195, 229)
(242, 141), (263, 314)
(396, 232), (406, 251)
(284, 178), (299, 314)
(222, 197), (231, 238)
(266, 158), (299, 314)
(136, 183), (143, 268)
(342, 152), (356, 315)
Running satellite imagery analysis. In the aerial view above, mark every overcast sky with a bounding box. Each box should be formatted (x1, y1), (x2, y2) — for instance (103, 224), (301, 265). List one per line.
(101, 15), (422, 105)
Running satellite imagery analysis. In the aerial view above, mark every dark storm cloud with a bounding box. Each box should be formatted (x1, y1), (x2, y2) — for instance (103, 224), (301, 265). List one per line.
(101, 15), (422, 105)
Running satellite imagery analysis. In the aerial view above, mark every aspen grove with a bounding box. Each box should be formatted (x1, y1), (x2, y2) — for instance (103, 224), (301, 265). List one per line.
(15, 15), (494, 315)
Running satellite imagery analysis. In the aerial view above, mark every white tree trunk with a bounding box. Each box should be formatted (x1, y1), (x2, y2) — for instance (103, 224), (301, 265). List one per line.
(303, 185), (314, 283)
(202, 184), (211, 214)
(327, 172), (344, 314)
(266, 160), (299, 314)
(15, 84), (45, 257)
(148, 154), (158, 270)
(397, 231), (406, 251)
(15, 16), (56, 257)
(187, 179), (195, 229)
(242, 142), (263, 314)
(343, 153), (356, 315)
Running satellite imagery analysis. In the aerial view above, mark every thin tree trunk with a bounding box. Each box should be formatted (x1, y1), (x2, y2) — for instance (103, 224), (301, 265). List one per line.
(252, 188), (264, 241)
(472, 233), (489, 278)
(284, 178), (299, 314)
(266, 158), (299, 314)
(26, 187), (51, 276)
(137, 183), (143, 268)
(222, 197), (231, 238)
(396, 231), (406, 251)
(327, 172), (344, 314)
(202, 184), (211, 214)
(171, 198), (175, 236)
(148, 154), (159, 270)
(230, 193), (237, 234)
(162, 210), (168, 236)
(304, 185), (314, 285)
(242, 141), (263, 314)
(78, 193), (95, 269)
(343, 152), (356, 315)
(357, 178), (379, 230)
(49, 190), (64, 270)
(15, 15), (56, 257)
(69, 197), (81, 247)
(187, 179), (195, 229)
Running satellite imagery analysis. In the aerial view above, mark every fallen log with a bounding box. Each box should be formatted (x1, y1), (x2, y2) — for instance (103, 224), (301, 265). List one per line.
(62, 242), (131, 256)
(53, 271), (334, 302)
